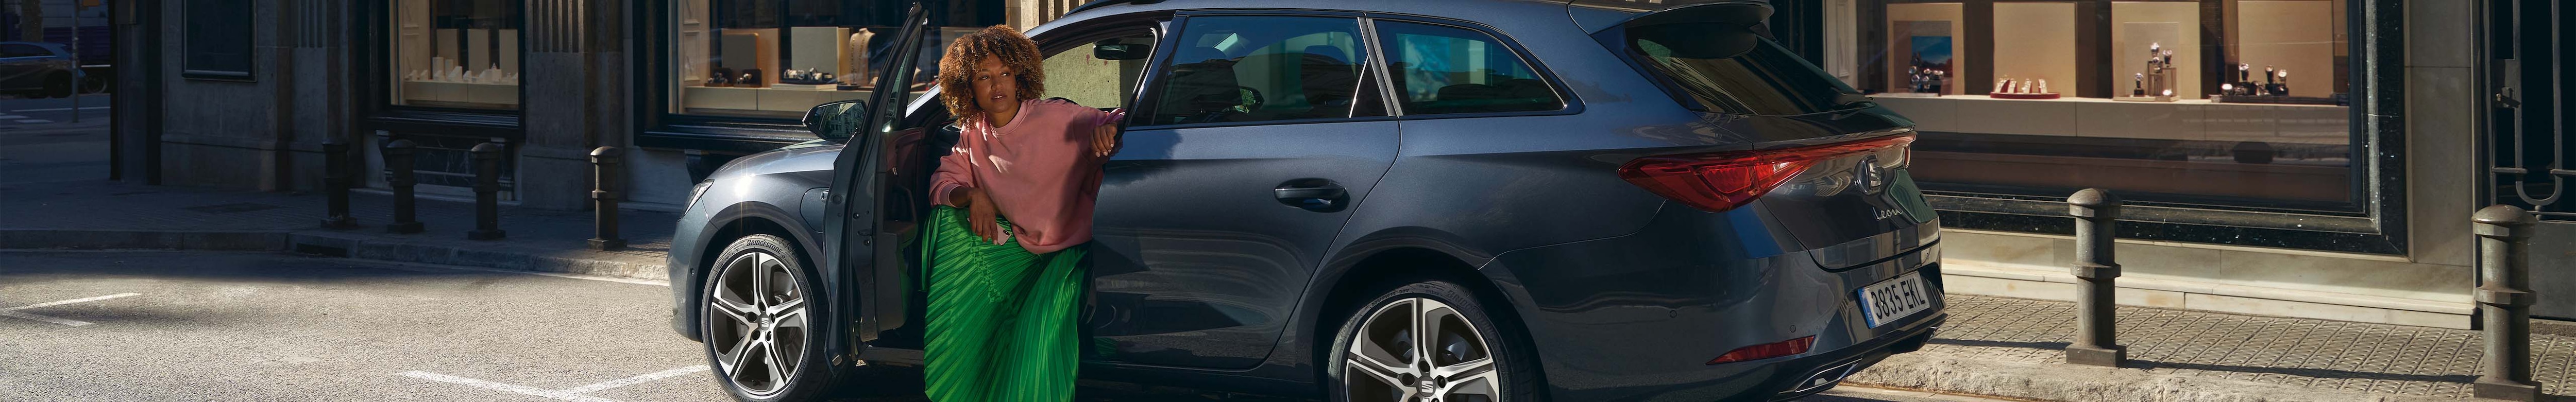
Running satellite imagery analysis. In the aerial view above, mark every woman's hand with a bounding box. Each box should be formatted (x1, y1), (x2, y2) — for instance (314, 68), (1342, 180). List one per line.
(953, 186), (1005, 244)
(1091, 124), (1121, 158)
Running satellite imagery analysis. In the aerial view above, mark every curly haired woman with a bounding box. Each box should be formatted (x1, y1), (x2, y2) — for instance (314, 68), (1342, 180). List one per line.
(920, 25), (1124, 401)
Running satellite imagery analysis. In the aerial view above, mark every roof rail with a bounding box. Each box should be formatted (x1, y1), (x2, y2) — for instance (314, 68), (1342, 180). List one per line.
(1064, 0), (1168, 16)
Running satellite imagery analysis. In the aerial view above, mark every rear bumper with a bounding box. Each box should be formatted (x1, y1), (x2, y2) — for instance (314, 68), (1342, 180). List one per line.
(1477, 202), (1944, 401)
(1758, 313), (1944, 401)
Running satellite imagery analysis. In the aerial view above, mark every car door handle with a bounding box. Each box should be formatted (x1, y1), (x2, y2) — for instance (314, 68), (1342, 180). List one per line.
(1274, 179), (1348, 212)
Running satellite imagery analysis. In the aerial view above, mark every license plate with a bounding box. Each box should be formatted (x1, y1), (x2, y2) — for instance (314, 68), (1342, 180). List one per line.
(1856, 272), (1935, 328)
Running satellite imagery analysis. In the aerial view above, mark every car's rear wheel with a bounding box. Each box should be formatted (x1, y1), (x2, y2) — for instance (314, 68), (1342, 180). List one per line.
(702, 235), (841, 401)
(1327, 279), (1540, 402)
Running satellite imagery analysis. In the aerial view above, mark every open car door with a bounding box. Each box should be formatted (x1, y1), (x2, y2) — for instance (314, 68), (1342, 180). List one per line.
(822, 2), (931, 361)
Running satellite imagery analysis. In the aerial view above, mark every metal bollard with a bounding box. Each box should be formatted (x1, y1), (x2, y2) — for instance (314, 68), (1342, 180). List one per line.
(465, 142), (507, 240)
(587, 146), (626, 251)
(383, 139), (425, 234)
(2064, 188), (2126, 366)
(2473, 205), (2539, 401)
(320, 139), (357, 229)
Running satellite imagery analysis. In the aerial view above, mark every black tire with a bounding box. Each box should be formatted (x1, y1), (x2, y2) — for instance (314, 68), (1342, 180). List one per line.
(700, 234), (850, 402)
(41, 73), (70, 98)
(1326, 278), (1543, 402)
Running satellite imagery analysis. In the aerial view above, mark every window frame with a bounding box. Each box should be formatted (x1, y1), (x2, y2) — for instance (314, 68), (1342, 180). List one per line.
(357, 0), (528, 135)
(180, 0), (257, 80)
(1126, 11), (1394, 131)
(1361, 13), (1582, 121)
(1854, 0), (2407, 255)
(1360, 15), (1577, 120)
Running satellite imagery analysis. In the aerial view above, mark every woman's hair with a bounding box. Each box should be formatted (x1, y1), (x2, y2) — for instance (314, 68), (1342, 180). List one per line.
(935, 25), (1047, 120)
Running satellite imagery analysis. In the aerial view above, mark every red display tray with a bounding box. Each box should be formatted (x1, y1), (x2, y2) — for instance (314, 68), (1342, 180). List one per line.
(1988, 93), (2062, 99)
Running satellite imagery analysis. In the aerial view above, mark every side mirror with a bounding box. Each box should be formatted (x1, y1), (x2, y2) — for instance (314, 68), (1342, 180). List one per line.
(1094, 43), (1149, 61)
(804, 99), (868, 139)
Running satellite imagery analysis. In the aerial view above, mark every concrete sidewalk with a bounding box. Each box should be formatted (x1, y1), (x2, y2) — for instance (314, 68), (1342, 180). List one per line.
(1852, 294), (2573, 402)
(0, 179), (676, 279)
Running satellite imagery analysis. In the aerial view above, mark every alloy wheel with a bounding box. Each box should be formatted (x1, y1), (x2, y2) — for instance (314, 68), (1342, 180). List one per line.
(1344, 298), (1500, 402)
(707, 251), (809, 397)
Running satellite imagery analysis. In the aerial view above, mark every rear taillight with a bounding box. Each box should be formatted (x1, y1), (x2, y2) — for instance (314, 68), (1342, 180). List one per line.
(1707, 336), (1816, 364)
(1617, 134), (1916, 213)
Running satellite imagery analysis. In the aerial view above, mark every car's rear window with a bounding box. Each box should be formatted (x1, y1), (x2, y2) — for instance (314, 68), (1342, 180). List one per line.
(1609, 20), (1862, 116)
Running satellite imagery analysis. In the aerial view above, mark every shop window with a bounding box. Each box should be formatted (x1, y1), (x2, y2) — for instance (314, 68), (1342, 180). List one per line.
(1824, 0), (2358, 212)
(182, 0), (253, 79)
(666, 0), (965, 119)
(1372, 21), (1559, 115)
(388, 0), (523, 110)
(1144, 16), (1365, 126)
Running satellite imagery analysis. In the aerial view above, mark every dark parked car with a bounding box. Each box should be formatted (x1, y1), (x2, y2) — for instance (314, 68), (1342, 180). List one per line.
(668, 1), (1946, 401)
(0, 42), (79, 98)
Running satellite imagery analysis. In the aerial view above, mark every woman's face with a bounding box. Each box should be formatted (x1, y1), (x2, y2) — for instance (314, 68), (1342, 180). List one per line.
(971, 55), (1021, 119)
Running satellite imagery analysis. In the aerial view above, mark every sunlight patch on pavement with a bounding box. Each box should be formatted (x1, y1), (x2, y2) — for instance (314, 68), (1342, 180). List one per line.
(398, 365), (710, 402)
(0, 292), (140, 327)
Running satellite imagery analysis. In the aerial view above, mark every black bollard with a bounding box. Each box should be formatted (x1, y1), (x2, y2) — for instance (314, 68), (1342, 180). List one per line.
(383, 139), (425, 234)
(320, 139), (356, 229)
(588, 146), (625, 251)
(2473, 205), (2539, 401)
(2064, 188), (2126, 366)
(466, 142), (507, 240)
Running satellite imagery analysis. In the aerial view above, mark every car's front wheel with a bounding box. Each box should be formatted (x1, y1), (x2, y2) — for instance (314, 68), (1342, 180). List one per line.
(1327, 279), (1541, 402)
(701, 235), (840, 401)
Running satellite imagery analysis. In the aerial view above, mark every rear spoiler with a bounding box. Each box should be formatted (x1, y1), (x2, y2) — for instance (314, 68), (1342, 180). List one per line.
(1571, 1), (1772, 34)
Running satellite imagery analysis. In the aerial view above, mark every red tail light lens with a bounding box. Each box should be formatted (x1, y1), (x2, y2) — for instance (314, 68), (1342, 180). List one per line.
(1707, 336), (1816, 364)
(1618, 134), (1917, 213)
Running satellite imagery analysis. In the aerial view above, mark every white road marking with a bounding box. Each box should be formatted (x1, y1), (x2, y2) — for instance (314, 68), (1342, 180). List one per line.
(15, 119), (52, 124)
(4, 293), (140, 310)
(0, 115), (26, 119)
(398, 365), (709, 402)
(0, 292), (141, 327)
(559, 365), (710, 394)
(11, 106), (109, 112)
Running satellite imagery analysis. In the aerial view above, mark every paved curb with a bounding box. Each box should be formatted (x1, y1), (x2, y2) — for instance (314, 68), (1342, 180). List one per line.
(0, 229), (664, 281)
(1846, 354), (2466, 402)
(0, 229), (289, 251)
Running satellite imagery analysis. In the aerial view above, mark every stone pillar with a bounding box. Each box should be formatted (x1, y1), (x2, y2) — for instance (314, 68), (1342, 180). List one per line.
(515, 0), (628, 210)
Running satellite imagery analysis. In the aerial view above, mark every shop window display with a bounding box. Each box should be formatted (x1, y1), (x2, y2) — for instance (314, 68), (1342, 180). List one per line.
(669, 0), (965, 119)
(1823, 0), (2357, 212)
(388, 0), (522, 110)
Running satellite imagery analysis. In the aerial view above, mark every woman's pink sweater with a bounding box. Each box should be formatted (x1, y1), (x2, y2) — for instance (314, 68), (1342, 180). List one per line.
(929, 98), (1125, 254)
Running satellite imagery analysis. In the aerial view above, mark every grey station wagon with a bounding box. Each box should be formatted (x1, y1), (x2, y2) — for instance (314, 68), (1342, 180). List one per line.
(667, 1), (1947, 401)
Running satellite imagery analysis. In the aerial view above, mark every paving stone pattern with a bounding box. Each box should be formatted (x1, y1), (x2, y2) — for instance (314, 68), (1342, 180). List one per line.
(1919, 295), (2573, 398)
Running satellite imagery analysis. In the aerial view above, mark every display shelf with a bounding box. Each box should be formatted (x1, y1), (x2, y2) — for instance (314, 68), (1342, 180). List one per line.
(681, 86), (873, 114)
(1871, 95), (2348, 145)
(401, 81), (519, 107)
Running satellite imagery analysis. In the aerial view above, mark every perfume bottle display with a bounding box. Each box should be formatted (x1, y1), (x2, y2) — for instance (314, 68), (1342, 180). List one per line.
(1906, 65), (1948, 94)
(405, 57), (519, 85)
(2120, 43), (2178, 101)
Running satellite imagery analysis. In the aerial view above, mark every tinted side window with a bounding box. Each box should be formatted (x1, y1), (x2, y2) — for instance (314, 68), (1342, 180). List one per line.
(1374, 21), (1560, 115)
(1042, 33), (1158, 109)
(1144, 16), (1365, 126)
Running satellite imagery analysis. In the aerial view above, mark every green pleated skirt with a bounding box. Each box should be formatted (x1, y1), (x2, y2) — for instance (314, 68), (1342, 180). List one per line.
(921, 206), (1087, 402)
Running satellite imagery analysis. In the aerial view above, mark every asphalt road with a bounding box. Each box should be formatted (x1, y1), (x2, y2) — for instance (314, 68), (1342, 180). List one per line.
(0, 94), (112, 184)
(0, 251), (2012, 402)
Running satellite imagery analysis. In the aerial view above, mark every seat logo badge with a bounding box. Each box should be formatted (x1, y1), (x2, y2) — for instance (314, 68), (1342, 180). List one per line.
(1857, 155), (1888, 194)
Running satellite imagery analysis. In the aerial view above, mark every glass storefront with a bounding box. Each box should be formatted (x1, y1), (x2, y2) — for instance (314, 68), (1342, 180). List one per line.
(666, 0), (965, 119)
(387, 0), (523, 110)
(1823, 0), (2356, 212)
